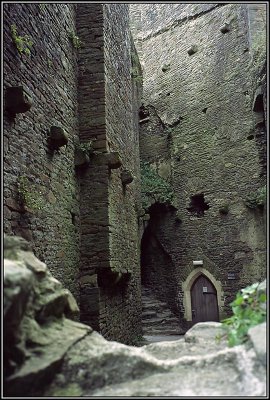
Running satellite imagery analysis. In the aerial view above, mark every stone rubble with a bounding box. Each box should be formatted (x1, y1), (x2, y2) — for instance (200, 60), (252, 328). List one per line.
(4, 235), (267, 397)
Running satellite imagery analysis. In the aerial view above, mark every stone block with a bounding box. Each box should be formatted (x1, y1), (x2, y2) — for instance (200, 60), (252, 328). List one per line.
(121, 169), (134, 185)
(220, 23), (230, 33)
(106, 152), (122, 169)
(187, 45), (198, 55)
(74, 148), (90, 167)
(48, 126), (68, 150)
(5, 86), (32, 117)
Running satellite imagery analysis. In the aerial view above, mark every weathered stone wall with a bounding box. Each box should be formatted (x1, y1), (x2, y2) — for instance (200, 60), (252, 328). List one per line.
(132, 3), (267, 323)
(99, 4), (142, 343)
(4, 4), (142, 344)
(75, 4), (142, 343)
(76, 3), (108, 331)
(3, 3), (80, 303)
(135, 4), (221, 40)
(248, 3), (267, 178)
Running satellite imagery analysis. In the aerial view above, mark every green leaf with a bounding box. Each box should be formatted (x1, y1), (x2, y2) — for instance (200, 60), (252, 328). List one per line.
(234, 295), (244, 305)
(259, 293), (266, 302)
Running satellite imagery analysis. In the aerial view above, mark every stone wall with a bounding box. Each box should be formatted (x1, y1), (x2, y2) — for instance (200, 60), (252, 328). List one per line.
(76, 3), (108, 331)
(4, 3), (142, 344)
(73, 4), (142, 343)
(99, 4), (142, 343)
(3, 3), (81, 304)
(131, 3), (267, 324)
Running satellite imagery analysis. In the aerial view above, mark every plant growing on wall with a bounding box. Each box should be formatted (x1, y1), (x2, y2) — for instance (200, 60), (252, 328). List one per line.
(76, 141), (93, 155)
(141, 162), (174, 211)
(131, 51), (143, 83)
(17, 176), (45, 212)
(221, 282), (266, 347)
(38, 4), (46, 11)
(68, 31), (82, 49)
(245, 185), (266, 209)
(11, 24), (33, 56)
(74, 141), (94, 167)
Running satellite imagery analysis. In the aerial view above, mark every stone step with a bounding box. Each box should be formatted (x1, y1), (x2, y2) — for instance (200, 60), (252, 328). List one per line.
(143, 329), (183, 336)
(141, 285), (182, 337)
(142, 302), (168, 310)
(142, 310), (157, 318)
(142, 317), (166, 326)
(142, 322), (180, 329)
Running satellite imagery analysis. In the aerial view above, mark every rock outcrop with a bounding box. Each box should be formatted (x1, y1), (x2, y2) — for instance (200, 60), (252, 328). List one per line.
(4, 235), (267, 397)
(4, 235), (91, 396)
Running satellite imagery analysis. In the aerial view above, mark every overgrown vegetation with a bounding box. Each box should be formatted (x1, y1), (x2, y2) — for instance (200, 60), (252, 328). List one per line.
(18, 176), (45, 212)
(76, 141), (93, 156)
(245, 185), (266, 209)
(141, 162), (174, 211)
(221, 282), (266, 347)
(68, 31), (82, 49)
(11, 24), (33, 56)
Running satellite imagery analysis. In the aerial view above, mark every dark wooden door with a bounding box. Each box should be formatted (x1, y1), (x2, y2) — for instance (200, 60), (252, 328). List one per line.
(191, 274), (219, 323)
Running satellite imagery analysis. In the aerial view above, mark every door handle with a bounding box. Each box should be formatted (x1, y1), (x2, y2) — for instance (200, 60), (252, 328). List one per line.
(192, 309), (196, 318)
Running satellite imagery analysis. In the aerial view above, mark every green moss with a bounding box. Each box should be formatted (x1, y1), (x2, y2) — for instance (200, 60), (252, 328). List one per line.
(47, 383), (83, 397)
(11, 24), (33, 56)
(38, 4), (46, 11)
(17, 176), (46, 212)
(245, 185), (266, 209)
(68, 31), (82, 49)
(76, 141), (93, 156)
(140, 162), (174, 211)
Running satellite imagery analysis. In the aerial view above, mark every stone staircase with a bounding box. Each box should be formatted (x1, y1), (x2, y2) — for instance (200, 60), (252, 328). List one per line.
(141, 286), (183, 336)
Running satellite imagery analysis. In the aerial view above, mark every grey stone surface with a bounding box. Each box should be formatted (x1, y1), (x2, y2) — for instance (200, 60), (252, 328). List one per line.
(4, 3), (143, 345)
(4, 235), (90, 396)
(3, 2), (81, 306)
(3, 1), (266, 352)
(3, 237), (267, 397)
(248, 322), (266, 367)
(44, 321), (266, 397)
(184, 321), (226, 343)
(131, 3), (267, 325)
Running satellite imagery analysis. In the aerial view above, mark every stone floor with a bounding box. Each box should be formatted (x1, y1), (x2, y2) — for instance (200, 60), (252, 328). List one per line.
(143, 335), (184, 344)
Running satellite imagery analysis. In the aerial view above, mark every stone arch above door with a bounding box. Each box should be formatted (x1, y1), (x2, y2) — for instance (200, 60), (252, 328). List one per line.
(182, 267), (224, 321)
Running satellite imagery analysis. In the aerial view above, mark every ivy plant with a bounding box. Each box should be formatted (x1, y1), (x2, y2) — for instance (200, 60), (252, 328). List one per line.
(141, 162), (174, 211)
(11, 24), (33, 56)
(221, 282), (266, 347)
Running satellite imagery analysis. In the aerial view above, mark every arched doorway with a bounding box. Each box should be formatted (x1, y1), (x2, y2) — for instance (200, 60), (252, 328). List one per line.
(182, 267), (224, 323)
(191, 274), (219, 323)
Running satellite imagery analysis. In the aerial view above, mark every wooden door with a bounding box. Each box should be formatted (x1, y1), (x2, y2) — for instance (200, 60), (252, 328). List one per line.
(191, 274), (219, 323)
